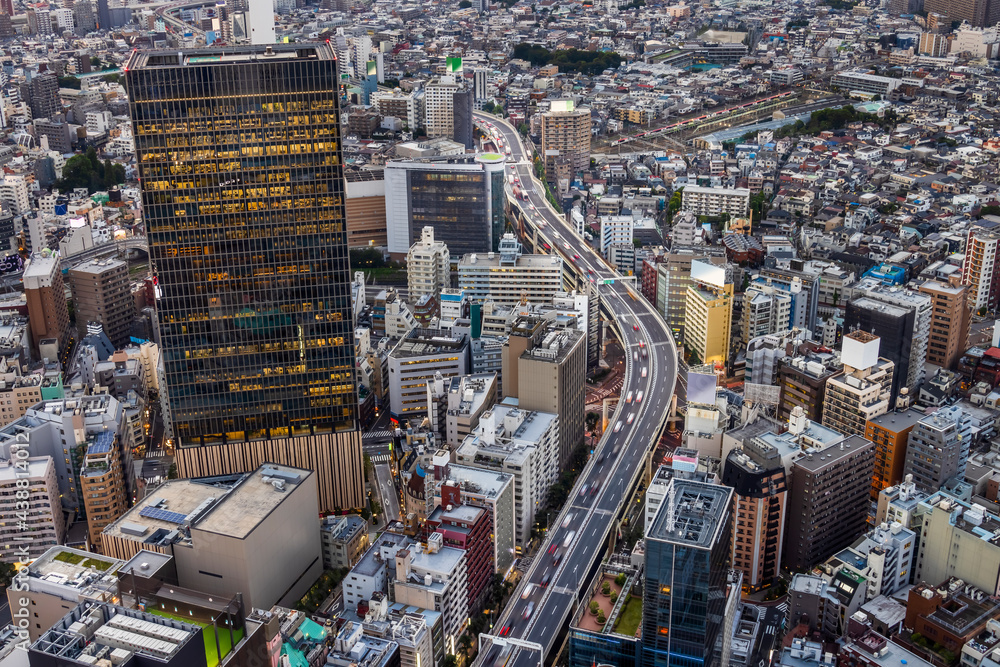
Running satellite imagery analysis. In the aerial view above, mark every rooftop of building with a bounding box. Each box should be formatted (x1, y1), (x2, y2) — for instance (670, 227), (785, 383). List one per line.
(850, 296), (912, 319)
(439, 463), (513, 500)
(69, 257), (126, 275)
(458, 251), (563, 270)
(792, 434), (872, 472)
(22, 252), (59, 279)
(867, 408), (926, 433)
(391, 328), (467, 358)
(447, 373), (496, 417)
(913, 578), (1000, 637)
(321, 514), (369, 541)
(27, 546), (122, 590)
(126, 43), (334, 70)
(352, 532), (411, 578)
(844, 630), (934, 667)
(647, 477), (732, 548)
(195, 464), (311, 538)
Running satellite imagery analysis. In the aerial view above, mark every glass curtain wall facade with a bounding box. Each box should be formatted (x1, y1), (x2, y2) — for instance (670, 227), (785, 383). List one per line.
(409, 170), (489, 258)
(643, 479), (733, 667)
(126, 45), (358, 447)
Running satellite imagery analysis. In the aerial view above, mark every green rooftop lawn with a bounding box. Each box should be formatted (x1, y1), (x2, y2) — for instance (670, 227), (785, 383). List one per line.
(613, 595), (643, 638)
(147, 608), (244, 667)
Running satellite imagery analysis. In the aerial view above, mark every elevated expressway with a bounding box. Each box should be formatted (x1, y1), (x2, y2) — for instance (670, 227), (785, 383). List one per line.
(472, 113), (678, 665)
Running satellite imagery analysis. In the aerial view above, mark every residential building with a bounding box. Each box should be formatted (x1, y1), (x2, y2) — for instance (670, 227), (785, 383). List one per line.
(102, 463), (322, 611)
(458, 234), (564, 307)
(915, 492), (1000, 595)
(866, 409), (924, 500)
(785, 434), (875, 571)
(80, 431), (129, 553)
(822, 332), (894, 438)
(427, 503), (493, 612)
(69, 258), (133, 350)
(905, 579), (1000, 653)
(925, 0), (1000, 26)
(788, 569), (867, 639)
(455, 404), (559, 551)
(385, 154), (507, 258)
(372, 88), (422, 130)
(776, 347), (841, 423)
(407, 226), (450, 308)
(830, 70), (903, 96)
(540, 101), (591, 187)
(126, 44), (363, 512)
(0, 453), (64, 563)
(824, 522), (916, 600)
(642, 478), (733, 667)
(681, 186), (751, 218)
(722, 438), (787, 592)
(963, 227), (1000, 313)
(502, 316), (585, 466)
(23, 251), (71, 357)
(684, 259), (733, 366)
(919, 280), (971, 370)
(424, 76), (466, 144)
(601, 215), (634, 260)
(388, 328), (469, 422)
(742, 281), (794, 346)
(444, 373), (497, 446)
(320, 514), (370, 571)
(903, 406), (972, 492)
(436, 462), (516, 576)
(656, 247), (727, 343)
(838, 629), (935, 667)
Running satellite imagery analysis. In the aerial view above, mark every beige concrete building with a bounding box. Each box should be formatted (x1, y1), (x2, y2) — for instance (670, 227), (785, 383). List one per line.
(407, 226), (450, 306)
(503, 316), (585, 466)
(684, 259), (733, 366)
(540, 102), (591, 187)
(822, 331), (894, 438)
(0, 454), (65, 563)
(916, 492), (1000, 595)
(102, 463), (322, 610)
(70, 257), (133, 349)
(81, 431), (130, 553)
(6, 546), (122, 641)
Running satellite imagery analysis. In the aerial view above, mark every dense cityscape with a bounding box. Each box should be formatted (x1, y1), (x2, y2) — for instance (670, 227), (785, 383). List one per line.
(0, 0), (997, 664)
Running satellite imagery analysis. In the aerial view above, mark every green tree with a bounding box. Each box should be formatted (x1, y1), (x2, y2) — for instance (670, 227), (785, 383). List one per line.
(370, 498), (383, 518)
(442, 655), (458, 667)
(589, 600), (600, 615)
(602, 581), (611, 595)
(57, 76), (81, 90)
(0, 561), (15, 587)
(167, 463), (178, 479)
(91, 56), (102, 68)
(517, 123), (529, 136)
(615, 573), (627, 586)
(459, 0), (472, 6)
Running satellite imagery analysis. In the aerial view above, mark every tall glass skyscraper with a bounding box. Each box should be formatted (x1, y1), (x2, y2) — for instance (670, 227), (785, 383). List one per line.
(643, 478), (733, 667)
(126, 44), (363, 510)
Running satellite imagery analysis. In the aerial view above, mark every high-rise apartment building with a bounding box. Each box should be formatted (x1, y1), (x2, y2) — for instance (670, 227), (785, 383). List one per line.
(845, 286), (930, 401)
(502, 316), (585, 466)
(384, 154), (507, 258)
(684, 259), (733, 366)
(963, 227), (1000, 313)
(407, 226), (450, 307)
(372, 88), (423, 130)
(69, 257), (133, 350)
(822, 332), (894, 438)
(457, 234), (564, 307)
(655, 247), (727, 343)
(23, 251), (71, 357)
(903, 405), (972, 492)
(925, 0), (1000, 26)
(722, 439), (787, 592)
(0, 451), (64, 563)
(775, 346), (840, 423)
(126, 44), (362, 511)
(918, 280), (971, 370)
(643, 478), (733, 667)
(80, 431), (129, 553)
(424, 76), (468, 142)
(784, 434), (875, 570)
(742, 281), (793, 346)
(865, 408), (924, 500)
(681, 186), (751, 217)
(915, 491), (1000, 595)
(540, 101), (591, 187)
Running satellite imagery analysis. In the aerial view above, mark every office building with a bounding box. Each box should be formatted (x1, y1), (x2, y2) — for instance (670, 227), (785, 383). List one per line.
(455, 404), (559, 551)
(458, 234), (564, 307)
(845, 287), (930, 400)
(643, 478), (733, 667)
(444, 372), (497, 446)
(681, 186), (751, 218)
(384, 154), (507, 258)
(822, 332), (894, 438)
(784, 434), (875, 570)
(345, 168), (388, 248)
(81, 431), (130, 553)
(0, 453), (64, 563)
(656, 248), (727, 343)
(437, 462), (516, 577)
(902, 405), (972, 492)
(126, 45), (362, 512)
(684, 259), (733, 366)
(874, 474), (927, 529)
(23, 251), (71, 357)
(102, 463), (321, 610)
(866, 408), (924, 500)
(824, 521), (916, 601)
(69, 258), (133, 350)
(387, 328), (469, 422)
(722, 439), (787, 592)
(744, 329), (812, 388)
(925, 0), (1000, 26)
(503, 316), (585, 466)
(916, 491), (1000, 595)
(919, 280), (971, 370)
(906, 579), (1000, 652)
(540, 101), (591, 187)
(407, 226), (450, 307)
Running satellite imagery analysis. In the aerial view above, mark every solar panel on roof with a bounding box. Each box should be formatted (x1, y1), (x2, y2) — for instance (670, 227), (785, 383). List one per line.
(87, 431), (115, 456)
(139, 506), (188, 524)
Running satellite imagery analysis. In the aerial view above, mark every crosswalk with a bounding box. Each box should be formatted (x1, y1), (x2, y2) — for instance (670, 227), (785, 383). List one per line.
(363, 429), (395, 441)
(146, 448), (166, 458)
(775, 602), (789, 616)
(369, 453), (390, 464)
